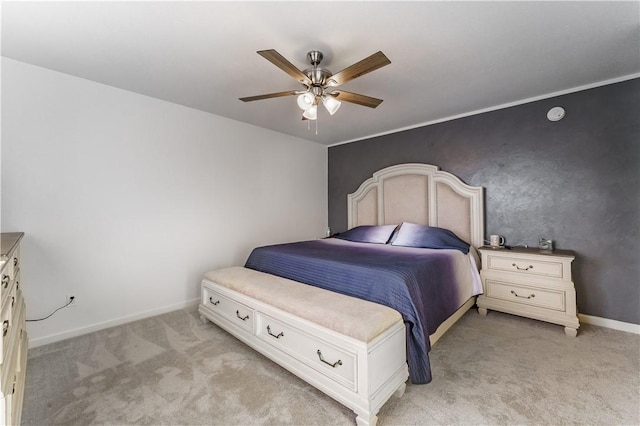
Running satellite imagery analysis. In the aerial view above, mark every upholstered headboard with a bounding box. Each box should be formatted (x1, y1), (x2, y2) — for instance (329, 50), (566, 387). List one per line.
(347, 164), (484, 248)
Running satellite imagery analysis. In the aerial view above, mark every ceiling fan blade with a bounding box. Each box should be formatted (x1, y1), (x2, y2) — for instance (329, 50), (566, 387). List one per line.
(257, 50), (312, 86)
(326, 51), (391, 87)
(239, 90), (299, 102)
(332, 90), (384, 108)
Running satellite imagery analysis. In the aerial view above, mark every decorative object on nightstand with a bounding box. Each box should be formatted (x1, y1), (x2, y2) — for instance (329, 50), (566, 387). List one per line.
(476, 245), (579, 336)
(538, 238), (553, 251)
(0, 232), (27, 424)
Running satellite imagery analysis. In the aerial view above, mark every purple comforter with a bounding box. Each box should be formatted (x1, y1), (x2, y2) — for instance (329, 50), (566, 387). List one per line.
(245, 238), (472, 384)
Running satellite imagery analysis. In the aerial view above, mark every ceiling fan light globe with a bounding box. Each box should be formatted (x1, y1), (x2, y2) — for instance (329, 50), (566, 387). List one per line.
(297, 93), (315, 110)
(323, 96), (342, 115)
(302, 105), (317, 120)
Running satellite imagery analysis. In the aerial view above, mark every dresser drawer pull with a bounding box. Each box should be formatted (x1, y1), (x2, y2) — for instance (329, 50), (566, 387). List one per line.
(511, 290), (535, 299)
(512, 263), (534, 271)
(13, 257), (19, 267)
(316, 349), (342, 368)
(209, 297), (220, 306)
(2, 320), (9, 337)
(236, 310), (250, 321)
(1, 275), (9, 288)
(266, 325), (284, 339)
(11, 296), (15, 308)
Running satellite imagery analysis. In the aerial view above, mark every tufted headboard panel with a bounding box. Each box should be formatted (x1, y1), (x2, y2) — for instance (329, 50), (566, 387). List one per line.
(347, 164), (484, 248)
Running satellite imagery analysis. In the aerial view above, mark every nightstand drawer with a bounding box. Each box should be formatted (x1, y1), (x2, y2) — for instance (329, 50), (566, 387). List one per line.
(486, 279), (566, 311)
(485, 254), (564, 278)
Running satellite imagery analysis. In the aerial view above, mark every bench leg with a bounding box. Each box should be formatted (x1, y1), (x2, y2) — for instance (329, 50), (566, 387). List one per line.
(393, 382), (406, 398)
(355, 413), (377, 426)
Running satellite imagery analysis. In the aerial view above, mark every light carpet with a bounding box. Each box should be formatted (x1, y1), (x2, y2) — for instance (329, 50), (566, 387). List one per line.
(22, 307), (639, 425)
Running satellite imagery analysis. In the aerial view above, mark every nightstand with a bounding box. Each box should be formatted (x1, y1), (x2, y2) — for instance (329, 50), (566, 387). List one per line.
(476, 246), (580, 336)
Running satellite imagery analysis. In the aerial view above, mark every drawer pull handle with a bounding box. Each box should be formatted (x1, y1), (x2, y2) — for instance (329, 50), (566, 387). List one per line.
(2, 320), (9, 337)
(316, 349), (342, 368)
(236, 310), (249, 321)
(13, 257), (18, 267)
(511, 290), (535, 299)
(209, 297), (220, 306)
(266, 325), (284, 339)
(1, 275), (9, 288)
(11, 297), (15, 308)
(512, 263), (534, 271)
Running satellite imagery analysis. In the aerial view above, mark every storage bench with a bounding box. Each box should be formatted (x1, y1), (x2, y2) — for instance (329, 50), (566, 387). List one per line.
(198, 266), (409, 426)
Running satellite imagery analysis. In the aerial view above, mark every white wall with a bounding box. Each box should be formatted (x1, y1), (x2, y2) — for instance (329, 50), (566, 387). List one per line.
(1, 58), (328, 346)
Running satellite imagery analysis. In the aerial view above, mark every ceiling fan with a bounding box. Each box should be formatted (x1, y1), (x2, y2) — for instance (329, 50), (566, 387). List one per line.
(239, 49), (391, 120)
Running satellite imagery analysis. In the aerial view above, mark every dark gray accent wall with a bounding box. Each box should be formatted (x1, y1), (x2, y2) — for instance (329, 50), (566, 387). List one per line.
(328, 78), (640, 325)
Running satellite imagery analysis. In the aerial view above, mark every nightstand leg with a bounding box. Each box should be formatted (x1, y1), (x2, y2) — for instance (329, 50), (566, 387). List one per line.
(478, 307), (488, 316)
(564, 327), (578, 337)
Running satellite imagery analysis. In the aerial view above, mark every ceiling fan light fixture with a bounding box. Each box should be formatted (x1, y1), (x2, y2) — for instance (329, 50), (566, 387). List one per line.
(296, 93), (315, 110)
(322, 95), (341, 115)
(302, 104), (317, 120)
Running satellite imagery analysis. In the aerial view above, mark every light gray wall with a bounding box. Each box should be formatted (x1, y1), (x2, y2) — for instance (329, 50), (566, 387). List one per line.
(1, 58), (328, 345)
(329, 78), (639, 325)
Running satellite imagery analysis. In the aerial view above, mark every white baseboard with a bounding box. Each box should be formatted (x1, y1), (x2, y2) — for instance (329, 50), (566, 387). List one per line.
(28, 297), (201, 349)
(27, 301), (639, 348)
(578, 313), (640, 335)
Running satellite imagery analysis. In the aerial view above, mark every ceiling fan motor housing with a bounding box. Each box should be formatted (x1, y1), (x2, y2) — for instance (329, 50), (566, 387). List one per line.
(304, 50), (332, 87)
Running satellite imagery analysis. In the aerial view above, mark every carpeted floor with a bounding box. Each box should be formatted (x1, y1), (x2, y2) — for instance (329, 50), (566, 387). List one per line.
(22, 306), (640, 425)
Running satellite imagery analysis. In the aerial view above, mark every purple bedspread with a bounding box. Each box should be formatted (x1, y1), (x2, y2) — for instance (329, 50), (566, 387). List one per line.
(244, 238), (470, 384)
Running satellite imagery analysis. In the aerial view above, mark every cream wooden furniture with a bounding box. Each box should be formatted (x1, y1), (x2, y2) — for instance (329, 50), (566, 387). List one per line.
(477, 246), (580, 336)
(0, 232), (27, 425)
(199, 267), (408, 426)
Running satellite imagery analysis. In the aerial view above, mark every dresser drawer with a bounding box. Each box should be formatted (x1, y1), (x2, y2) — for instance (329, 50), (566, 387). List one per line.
(485, 254), (564, 278)
(256, 312), (357, 391)
(202, 286), (255, 334)
(486, 279), (566, 311)
(0, 265), (14, 309)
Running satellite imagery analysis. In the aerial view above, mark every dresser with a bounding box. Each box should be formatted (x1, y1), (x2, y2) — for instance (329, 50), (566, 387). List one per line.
(0, 233), (27, 425)
(476, 246), (579, 336)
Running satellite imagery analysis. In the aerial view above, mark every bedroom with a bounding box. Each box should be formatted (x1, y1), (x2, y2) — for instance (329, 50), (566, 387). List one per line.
(1, 1), (638, 425)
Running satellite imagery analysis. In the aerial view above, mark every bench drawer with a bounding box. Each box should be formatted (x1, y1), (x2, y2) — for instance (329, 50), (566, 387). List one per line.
(256, 312), (357, 391)
(202, 285), (255, 334)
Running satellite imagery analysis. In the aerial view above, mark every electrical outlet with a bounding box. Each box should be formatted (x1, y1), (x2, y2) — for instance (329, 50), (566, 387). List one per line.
(67, 295), (77, 307)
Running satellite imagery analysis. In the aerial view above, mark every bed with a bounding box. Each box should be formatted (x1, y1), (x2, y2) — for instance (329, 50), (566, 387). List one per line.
(245, 163), (484, 384)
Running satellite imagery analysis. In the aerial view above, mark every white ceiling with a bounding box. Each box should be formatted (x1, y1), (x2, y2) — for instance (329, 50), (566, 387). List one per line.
(2, 1), (639, 146)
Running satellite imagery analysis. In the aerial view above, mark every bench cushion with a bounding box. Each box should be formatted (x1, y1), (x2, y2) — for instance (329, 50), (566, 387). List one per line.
(204, 267), (403, 343)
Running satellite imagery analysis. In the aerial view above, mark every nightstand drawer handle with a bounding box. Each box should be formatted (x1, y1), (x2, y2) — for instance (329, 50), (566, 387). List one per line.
(209, 297), (220, 306)
(236, 310), (250, 321)
(511, 290), (535, 299)
(512, 263), (534, 271)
